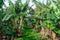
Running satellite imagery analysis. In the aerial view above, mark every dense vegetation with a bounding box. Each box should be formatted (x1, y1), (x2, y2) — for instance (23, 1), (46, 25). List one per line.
(0, 0), (60, 40)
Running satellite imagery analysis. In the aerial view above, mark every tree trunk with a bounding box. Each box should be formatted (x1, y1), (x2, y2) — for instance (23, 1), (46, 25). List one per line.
(16, 16), (23, 37)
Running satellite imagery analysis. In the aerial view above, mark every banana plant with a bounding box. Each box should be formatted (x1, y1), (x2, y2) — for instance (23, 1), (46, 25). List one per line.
(2, 0), (31, 36)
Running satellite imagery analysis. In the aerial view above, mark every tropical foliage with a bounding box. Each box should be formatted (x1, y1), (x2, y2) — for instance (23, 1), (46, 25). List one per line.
(0, 0), (60, 40)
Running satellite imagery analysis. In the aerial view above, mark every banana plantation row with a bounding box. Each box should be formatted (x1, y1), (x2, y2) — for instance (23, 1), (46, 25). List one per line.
(0, 0), (60, 40)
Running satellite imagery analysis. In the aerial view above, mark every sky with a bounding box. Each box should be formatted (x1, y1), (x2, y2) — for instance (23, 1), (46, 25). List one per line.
(4, 0), (47, 9)
(4, 0), (34, 5)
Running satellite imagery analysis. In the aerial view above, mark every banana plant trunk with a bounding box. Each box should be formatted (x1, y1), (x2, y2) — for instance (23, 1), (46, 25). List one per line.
(16, 16), (23, 37)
